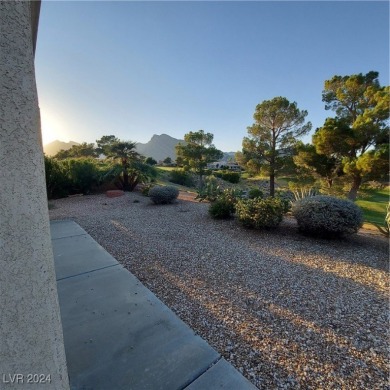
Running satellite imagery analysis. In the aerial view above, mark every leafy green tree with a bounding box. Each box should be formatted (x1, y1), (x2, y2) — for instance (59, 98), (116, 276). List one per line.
(95, 135), (120, 155)
(294, 143), (340, 188)
(243, 97), (311, 196)
(176, 130), (223, 188)
(145, 157), (157, 166)
(315, 71), (389, 199)
(175, 156), (185, 167)
(234, 151), (246, 169)
(96, 135), (152, 191)
(54, 143), (98, 159)
(163, 156), (172, 165)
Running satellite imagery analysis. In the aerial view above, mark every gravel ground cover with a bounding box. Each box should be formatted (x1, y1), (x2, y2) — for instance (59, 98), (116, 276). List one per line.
(49, 192), (389, 389)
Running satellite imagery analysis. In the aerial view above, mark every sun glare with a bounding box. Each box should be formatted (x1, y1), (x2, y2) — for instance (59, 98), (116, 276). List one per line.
(40, 108), (70, 145)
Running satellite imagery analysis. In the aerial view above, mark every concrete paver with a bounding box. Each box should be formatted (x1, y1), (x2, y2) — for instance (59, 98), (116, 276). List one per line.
(185, 358), (258, 389)
(53, 233), (119, 280)
(50, 219), (87, 239)
(51, 220), (257, 390)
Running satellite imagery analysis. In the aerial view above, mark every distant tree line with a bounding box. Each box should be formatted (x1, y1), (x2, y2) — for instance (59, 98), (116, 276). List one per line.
(48, 71), (389, 201)
(236, 71), (389, 200)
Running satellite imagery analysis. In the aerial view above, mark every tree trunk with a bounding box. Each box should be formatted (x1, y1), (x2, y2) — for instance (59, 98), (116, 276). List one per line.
(123, 172), (130, 191)
(122, 158), (130, 191)
(199, 173), (204, 190)
(269, 173), (275, 197)
(347, 175), (362, 200)
(269, 145), (276, 197)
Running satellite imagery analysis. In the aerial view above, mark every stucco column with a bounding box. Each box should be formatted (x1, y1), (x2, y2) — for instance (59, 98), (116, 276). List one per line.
(0, 2), (69, 389)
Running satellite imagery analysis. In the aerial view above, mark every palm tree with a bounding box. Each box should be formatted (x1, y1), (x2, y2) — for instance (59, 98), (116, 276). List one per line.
(97, 136), (156, 191)
(107, 141), (140, 191)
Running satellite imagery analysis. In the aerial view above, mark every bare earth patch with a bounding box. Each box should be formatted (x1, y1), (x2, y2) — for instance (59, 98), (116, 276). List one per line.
(49, 192), (389, 389)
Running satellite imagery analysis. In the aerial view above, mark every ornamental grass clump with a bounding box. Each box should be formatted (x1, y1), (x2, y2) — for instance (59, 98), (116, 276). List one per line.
(236, 197), (285, 229)
(149, 185), (179, 204)
(292, 195), (363, 238)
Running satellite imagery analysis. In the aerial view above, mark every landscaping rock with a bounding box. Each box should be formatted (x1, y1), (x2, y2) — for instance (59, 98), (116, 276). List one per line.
(49, 192), (389, 390)
(106, 190), (124, 198)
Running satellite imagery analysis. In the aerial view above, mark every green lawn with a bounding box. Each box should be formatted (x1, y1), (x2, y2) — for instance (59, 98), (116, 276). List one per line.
(155, 166), (177, 172)
(356, 187), (389, 227)
(156, 168), (389, 228)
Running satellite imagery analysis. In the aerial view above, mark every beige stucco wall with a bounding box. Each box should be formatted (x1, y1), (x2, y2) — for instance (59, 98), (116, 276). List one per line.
(0, 1), (69, 388)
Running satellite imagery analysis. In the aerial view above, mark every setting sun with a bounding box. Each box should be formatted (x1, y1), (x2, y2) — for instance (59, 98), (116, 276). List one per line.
(40, 106), (70, 145)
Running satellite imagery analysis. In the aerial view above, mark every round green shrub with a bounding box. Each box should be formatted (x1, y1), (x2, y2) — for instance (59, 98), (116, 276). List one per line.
(248, 188), (263, 199)
(208, 188), (242, 219)
(236, 198), (285, 229)
(292, 195), (363, 238)
(149, 185), (179, 204)
(209, 199), (235, 219)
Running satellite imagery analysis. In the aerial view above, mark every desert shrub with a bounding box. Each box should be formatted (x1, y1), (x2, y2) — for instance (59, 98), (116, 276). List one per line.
(209, 199), (235, 219)
(214, 170), (240, 184)
(288, 182), (319, 201)
(149, 185), (179, 204)
(221, 188), (242, 204)
(292, 195), (363, 238)
(248, 188), (263, 199)
(169, 169), (194, 187)
(62, 158), (100, 194)
(275, 197), (291, 214)
(141, 183), (155, 196)
(208, 188), (242, 219)
(196, 175), (221, 202)
(44, 156), (71, 199)
(274, 190), (294, 213)
(236, 197), (285, 229)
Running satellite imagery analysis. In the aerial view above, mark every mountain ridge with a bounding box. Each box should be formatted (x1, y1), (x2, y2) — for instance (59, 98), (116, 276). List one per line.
(135, 134), (185, 161)
(43, 134), (235, 161)
(43, 140), (79, 156)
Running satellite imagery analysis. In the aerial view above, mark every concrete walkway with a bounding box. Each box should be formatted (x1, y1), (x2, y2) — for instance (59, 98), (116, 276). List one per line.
(51, 220), (257, 390)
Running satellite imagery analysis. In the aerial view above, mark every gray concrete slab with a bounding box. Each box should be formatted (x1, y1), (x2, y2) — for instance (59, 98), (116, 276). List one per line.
(53, 233), (119, 280)
(185, 358), (258, 390)
(51, 220), (257, 390)
(57, 265), (219, 390)
(50, 219), (87, 240)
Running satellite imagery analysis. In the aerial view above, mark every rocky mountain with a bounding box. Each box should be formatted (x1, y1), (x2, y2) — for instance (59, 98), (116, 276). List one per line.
(43, 140), (79, 156)
(135, 134), (184, 162)
(43, 134), (236, 162)
(221, 152), (236, 161)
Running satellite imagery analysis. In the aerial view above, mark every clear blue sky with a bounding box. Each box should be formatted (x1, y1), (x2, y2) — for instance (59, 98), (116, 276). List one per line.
(35, 1), (389, 152)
